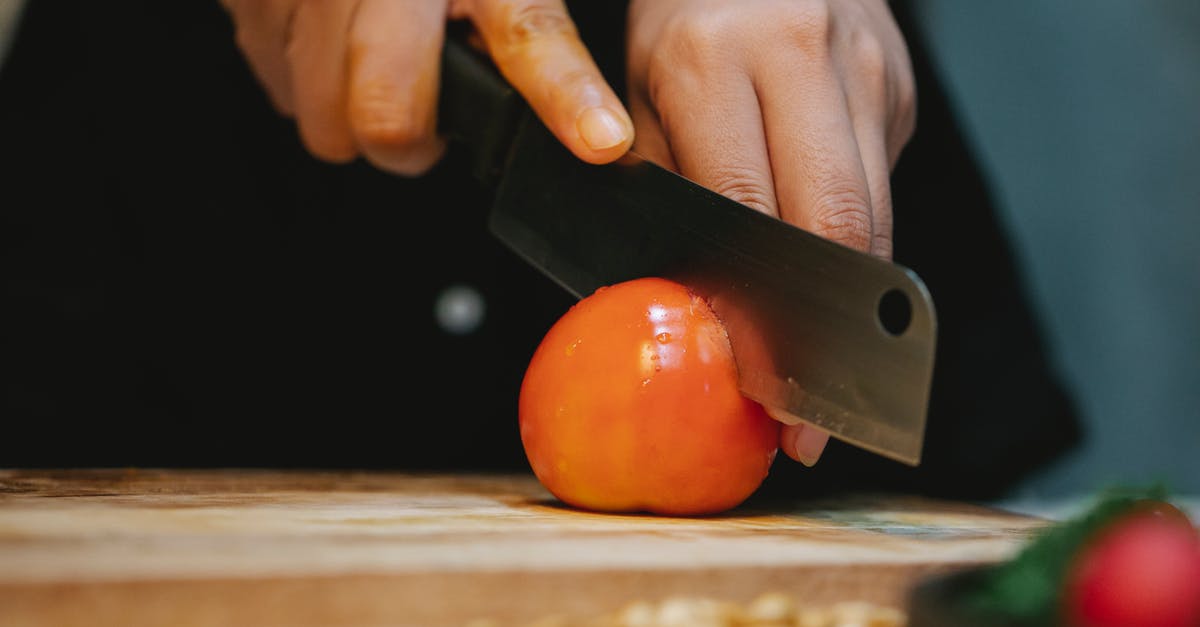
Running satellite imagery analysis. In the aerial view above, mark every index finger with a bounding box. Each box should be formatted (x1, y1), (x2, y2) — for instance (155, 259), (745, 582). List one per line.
(458, 0), (634, 164)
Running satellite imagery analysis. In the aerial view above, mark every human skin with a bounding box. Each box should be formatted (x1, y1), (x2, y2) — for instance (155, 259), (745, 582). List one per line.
(219, 0), (917, 466)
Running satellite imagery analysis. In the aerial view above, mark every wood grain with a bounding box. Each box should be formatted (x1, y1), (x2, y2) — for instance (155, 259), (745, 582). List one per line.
(0, 468), (1046, 626)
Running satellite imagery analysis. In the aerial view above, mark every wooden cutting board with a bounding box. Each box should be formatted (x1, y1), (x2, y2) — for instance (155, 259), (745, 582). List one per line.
(0, 468), (1045, 627)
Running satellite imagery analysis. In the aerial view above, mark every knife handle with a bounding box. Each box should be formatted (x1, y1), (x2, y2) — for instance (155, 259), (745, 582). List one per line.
(438, 30), (529, 189)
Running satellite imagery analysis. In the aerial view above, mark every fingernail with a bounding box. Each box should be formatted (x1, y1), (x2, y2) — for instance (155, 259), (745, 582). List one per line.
(577, 106), (628, 151)
(791, 425), (831, 467)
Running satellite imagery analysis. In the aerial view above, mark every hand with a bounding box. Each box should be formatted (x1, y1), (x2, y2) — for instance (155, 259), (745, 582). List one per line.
(625, 0), (917, 465)
(219, 0), (635, 175)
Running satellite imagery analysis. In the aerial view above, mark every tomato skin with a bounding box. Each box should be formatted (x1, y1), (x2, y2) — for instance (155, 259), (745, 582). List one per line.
(519, 277), (780, 516)
(1063, 505), (1200, 627)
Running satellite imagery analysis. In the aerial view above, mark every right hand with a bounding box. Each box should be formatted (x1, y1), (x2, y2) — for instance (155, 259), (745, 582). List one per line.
(219, 0), (635, 175)
(622, 0), (918, 467)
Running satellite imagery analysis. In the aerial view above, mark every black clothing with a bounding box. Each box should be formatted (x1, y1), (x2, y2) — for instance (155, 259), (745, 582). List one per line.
(0, 1), (1080, 500)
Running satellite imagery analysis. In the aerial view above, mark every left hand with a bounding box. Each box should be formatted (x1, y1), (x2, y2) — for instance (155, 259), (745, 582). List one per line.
(219, 0), (634, 176)
(625, 0), (917, 466)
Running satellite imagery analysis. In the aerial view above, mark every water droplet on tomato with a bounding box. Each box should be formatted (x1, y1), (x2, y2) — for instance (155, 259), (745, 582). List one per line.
(656, 332), (671, 344)
(641, 378), (652, 387)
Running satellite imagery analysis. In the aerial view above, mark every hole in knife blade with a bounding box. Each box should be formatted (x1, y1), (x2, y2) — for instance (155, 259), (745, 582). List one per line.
(877, 289), (912, 337)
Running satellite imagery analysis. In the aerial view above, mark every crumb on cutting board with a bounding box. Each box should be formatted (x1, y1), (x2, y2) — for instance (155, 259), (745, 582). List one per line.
(464, 591), (907, 627)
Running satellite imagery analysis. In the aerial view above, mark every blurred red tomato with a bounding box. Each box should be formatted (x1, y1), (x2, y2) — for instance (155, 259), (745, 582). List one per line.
(518, 277), (780, 516)
(1063, 501), (1200, 627)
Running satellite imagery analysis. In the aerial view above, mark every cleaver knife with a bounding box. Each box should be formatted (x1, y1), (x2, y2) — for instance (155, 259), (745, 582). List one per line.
(438, 36), (937, 466)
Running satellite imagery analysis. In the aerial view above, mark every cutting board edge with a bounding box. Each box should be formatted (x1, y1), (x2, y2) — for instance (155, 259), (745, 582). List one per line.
(0, 560), (999, 627)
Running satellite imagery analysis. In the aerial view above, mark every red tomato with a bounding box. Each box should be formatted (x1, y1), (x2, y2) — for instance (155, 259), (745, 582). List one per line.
(1063, 502), (1200, 627)
(518, 277), (781, 516)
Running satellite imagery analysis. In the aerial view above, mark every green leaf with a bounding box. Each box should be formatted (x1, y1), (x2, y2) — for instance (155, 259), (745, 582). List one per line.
(958, 483), (1174, 625)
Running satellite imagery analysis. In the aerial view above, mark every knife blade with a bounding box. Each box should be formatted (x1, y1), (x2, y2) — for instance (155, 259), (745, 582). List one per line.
(438, 36), (937, 466)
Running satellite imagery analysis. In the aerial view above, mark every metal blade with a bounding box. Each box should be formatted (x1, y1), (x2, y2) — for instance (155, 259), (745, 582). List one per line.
(489, 114), (937, 466)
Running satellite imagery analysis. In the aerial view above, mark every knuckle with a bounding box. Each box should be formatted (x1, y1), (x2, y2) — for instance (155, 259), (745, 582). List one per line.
(870, 199), (895, 259)
(499, 2), (575, 49)
(348, 81), (431, 150)
(710, 166), (776, 215)
(668, 11), (728, 51)
(347, 80), (445, 175)
(810, 182), (873, 252)
(544, 66), (594, 103)
(659, 8), (742, 71)
(872, 231), (894, 260)
(779, 0), (834, 51)
(850, 33), (888, 84)
(647, 13), (733, 108)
